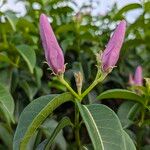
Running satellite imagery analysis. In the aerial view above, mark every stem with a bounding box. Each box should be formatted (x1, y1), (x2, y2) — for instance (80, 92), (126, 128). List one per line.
(80, 73), (106, 100)
(75, 102), (81, 149)
(58, 75), (81, 100)
(139, 99), (149, 126)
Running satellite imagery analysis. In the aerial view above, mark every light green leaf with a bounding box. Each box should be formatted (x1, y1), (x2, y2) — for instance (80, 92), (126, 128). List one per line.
(45, 117), (73, 149)
(16, 44), (36, 74)
(0, 83), (14, 124)
(97, 89), (144, 105)
(13, 92), (73, 150)
(76, 101), (126, 150)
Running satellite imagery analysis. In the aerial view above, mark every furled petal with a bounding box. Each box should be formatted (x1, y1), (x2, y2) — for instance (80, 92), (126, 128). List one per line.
(134, 66), (143, 86)
(40, 13), (65, 74)
(101, 20), (126, 72)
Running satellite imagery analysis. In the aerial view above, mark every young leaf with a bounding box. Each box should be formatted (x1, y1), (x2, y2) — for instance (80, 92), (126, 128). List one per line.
(0, 83), (15, 124)
(16, 44), (36, 74)
(13, 92), (73, 150)
(97, 89), (144, 105)
(76, 101), (127, 150)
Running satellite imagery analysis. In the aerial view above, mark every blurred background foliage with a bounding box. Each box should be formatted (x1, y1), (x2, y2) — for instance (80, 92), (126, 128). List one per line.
(0, 0), (150, 149)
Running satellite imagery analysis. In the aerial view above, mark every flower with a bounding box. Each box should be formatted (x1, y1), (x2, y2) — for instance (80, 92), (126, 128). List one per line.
(101, 20), (126, 72)
(134, 66), (143, 86)
(129, 66), (143, 86)
(39, 13), (65, 75)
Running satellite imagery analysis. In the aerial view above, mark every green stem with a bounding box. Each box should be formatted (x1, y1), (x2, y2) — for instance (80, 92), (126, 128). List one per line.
(139, 99), (149, 126)
(75, 102), (81, 149)
(80, 73), (106, 100)
(58, 75), (81, 100)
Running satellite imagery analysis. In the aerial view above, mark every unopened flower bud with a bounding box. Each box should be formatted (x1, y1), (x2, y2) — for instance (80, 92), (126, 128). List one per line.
(134, 66), (143, 86)
(39, 13), (65, 75)
(129, 66), (143, 86)
(74, 72), (83, 95)
(101, 20), (126, 73)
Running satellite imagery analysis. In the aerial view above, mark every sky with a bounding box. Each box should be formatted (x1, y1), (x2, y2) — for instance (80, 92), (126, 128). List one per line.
(0, 0), (142, 23)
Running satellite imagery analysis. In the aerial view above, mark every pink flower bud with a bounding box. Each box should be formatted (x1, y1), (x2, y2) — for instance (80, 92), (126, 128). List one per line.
(101, 20), (126, 72)
(128, 66), (143, 86)
(39, 13), (65, 75)
(134, 66), (143, 86)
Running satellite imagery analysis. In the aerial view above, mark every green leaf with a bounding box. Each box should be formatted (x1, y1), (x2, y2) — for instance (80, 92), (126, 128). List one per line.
(117, 102), (135, 128)
(114, 3), (142, 20)
(76, 101), (126, 150)
(16, 44), (36, 74)
(97, 89), (144, 105)
(0, 83), (15, 124)
(5, 11), (18, 31)
(45, 117), (73, 149)
(0, 53), (17, 67)
(123, 131), (136, 150)
(19, 81), (38, 101)
(0, 123), (13, 149)
(13, 92), (73, 150)
(0, 69), (13, 90)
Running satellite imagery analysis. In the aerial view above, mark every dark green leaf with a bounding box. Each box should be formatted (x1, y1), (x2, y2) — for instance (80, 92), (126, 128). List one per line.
(97, 89), (144, 105)
(13, 92), (73, 150)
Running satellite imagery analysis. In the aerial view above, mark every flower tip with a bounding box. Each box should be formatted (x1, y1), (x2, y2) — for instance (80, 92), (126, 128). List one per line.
(134, 65), (143, 86)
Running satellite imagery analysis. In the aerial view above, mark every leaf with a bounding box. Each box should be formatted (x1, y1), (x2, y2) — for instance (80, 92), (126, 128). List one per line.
(0, 53), (17, 67)
(5, 11), (18, 31)
(13, 92), (73, 150)
(16, 44), (36, 74)
(19, 81), (38, 101)
(97, 89), (144, 105)
(40, 118), (67, 150)
(0, 123), (13, 149)
(0, 83), (15, 124)
(0, 68), (13, 90)
(123, 131), (136, 150)
(76, 101), (126, 150)
(34, 66), (43, 88)
(117, 101), (135, 128)
(114, 3), (142, 20)
(45, 117), (73, 149)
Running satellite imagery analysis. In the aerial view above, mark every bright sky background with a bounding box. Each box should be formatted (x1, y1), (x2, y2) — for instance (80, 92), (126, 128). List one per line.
(0, 0), (142, 23)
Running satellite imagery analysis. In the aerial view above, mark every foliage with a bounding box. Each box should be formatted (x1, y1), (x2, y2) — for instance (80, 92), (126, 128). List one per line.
(0, 0), (149, 149)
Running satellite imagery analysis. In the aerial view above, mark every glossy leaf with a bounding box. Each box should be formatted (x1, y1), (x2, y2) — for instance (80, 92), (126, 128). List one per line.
(13, 92), (73, 150)
(76, 101), (127, 150)
(97, 89), (144, 105)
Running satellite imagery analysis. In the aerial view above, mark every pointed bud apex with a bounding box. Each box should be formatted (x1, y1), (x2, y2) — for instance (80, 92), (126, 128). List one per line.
(39, 13), (65, 75)
(128, 74), (134, 85)
(101, 20), (126, 72)
(134, 66), (143, 86)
